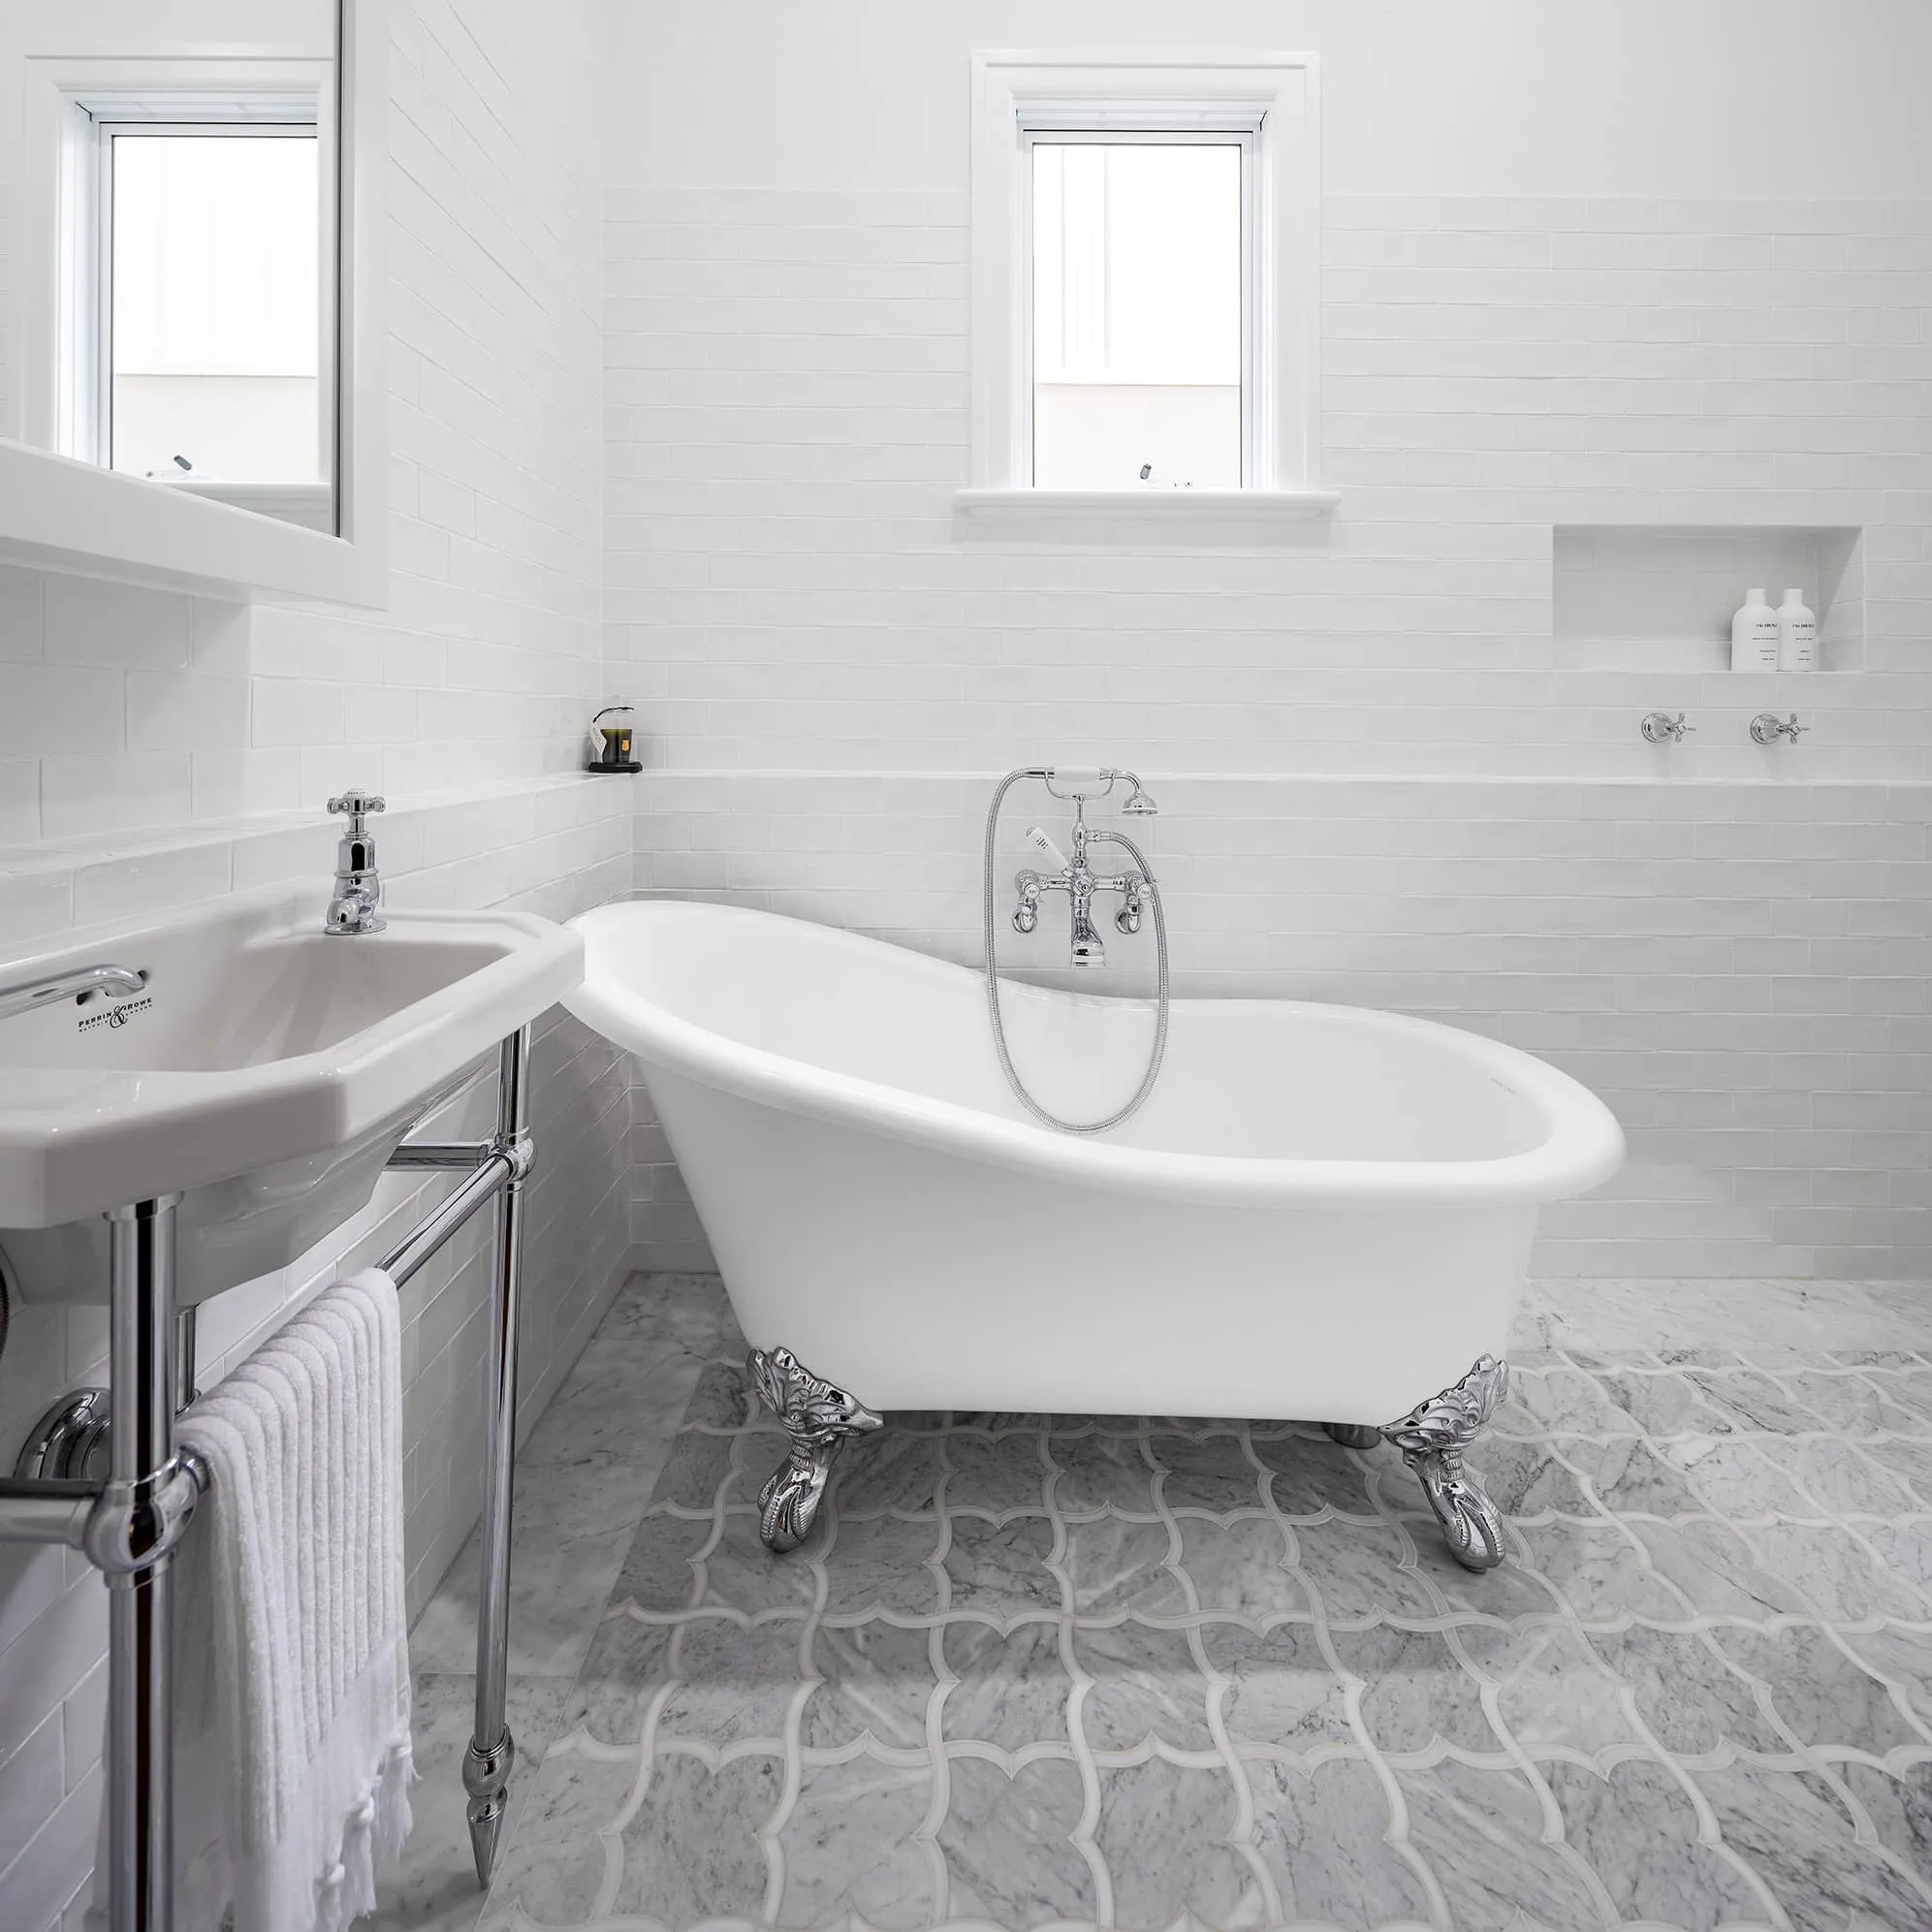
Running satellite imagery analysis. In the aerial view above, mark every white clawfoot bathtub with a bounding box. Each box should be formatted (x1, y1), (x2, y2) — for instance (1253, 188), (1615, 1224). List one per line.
(566, 900), (1623, 1568)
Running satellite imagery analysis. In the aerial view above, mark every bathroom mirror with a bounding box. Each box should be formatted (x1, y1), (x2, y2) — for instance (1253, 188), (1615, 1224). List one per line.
(0, 0), (386, 605)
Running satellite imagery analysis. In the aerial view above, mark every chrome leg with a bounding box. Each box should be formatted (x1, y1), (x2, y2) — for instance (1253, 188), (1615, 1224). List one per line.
(1381, 1354), (1510, 1573)
(4, 1201), (203, 1932)
(464, 1026), (531, 1884)
(105, 1196), (186, 1932)
(745, 1346), (882, 1553)
(1322, 1421), (1381, 1449)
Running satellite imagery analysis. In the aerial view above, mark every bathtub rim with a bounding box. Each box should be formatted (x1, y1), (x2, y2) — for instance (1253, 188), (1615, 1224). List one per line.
(566, 899), (1625, 1210)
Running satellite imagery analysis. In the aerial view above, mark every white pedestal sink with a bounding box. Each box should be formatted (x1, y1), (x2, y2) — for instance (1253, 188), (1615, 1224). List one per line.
(0, 884), (584, 1305)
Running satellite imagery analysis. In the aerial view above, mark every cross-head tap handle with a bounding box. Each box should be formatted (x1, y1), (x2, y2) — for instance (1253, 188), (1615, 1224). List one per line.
(328, 789), (386, 826)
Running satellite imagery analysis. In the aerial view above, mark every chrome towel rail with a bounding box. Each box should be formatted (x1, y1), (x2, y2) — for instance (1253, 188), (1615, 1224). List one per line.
(0, 1023), (537, 1932)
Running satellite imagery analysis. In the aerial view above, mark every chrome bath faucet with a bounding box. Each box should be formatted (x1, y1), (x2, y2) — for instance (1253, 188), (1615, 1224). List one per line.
(1012, 789), (1153, 970)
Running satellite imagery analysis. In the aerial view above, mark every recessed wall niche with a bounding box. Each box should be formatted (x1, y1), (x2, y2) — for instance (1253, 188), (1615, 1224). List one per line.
(1552, 525), (1866, 672)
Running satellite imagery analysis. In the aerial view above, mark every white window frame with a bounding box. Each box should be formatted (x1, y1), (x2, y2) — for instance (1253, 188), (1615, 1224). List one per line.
(964, 50), (1335, 531)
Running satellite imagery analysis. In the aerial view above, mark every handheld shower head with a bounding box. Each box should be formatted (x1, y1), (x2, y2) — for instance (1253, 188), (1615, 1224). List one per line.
(1036, 765), (1158, 814)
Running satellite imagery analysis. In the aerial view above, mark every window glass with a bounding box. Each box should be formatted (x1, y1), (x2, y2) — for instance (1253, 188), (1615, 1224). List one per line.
(110, 131), (322, 483)
(1031, 141), (1242, 489)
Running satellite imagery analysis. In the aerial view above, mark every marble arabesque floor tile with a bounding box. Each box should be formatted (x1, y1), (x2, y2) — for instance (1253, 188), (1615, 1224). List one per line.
(370, 1272), (739, 1932)
(392, 1271), (1932, 1932)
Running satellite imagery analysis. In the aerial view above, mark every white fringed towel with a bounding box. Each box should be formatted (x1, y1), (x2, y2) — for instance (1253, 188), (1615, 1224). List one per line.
(161, 1268), (414, 1932)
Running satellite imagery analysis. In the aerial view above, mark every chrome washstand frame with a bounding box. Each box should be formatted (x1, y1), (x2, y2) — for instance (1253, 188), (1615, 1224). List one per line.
(0, 1023), (539, 1932)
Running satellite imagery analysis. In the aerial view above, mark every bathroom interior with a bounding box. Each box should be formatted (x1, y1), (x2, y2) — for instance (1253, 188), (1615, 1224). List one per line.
(0, 2), (1929, 1929)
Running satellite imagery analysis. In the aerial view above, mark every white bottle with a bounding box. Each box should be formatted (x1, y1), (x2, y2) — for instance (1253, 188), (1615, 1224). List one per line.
(1730, 588), (1781, 672)
(1777, 587), (1817, 673)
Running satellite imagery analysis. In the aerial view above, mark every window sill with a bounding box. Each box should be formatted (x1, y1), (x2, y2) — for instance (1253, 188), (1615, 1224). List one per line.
(953, 487), (1340, 539)
(159, 478), (335, 534)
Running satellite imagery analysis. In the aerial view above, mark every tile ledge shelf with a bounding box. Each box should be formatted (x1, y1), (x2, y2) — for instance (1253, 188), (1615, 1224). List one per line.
(635, 767), (1932, 789)
(0, 770), (621, 879)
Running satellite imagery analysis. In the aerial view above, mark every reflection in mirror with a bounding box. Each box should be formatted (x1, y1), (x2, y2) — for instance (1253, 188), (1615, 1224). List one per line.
(110, 125), (323, 487)
(2, 1), (338, 533)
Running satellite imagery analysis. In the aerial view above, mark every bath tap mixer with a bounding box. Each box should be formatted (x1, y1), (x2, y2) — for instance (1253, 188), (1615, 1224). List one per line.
(325, 788), (387, 934)
(1013, 801), (1147, 968)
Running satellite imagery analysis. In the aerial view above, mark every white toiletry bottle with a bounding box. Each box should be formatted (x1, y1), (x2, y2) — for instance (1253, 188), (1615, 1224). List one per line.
(1730, 588), (1781, 672)
(1777, 587), (1817, 673)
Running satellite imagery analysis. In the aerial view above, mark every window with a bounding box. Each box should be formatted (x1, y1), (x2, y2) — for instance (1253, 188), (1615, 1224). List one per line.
(33, 81), (336, 534)
(1031, 136), (1248, 488)
(105, 121), (323, 486)
(966, 52), (1330, 526)
(70, 99), (326, 489)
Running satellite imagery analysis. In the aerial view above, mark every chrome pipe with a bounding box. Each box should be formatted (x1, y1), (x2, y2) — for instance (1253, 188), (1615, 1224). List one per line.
(0, 1476), (99, 1547)
(464, 1024), (531, 1884)
(106, 1195), (181, 1932)
(378, 1152), (515, 1287)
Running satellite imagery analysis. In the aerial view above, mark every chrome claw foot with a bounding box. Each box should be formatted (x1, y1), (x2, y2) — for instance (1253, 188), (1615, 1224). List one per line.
(462, 1726), (515, 1884)
(747, 1346), (882, 1553)
(1322, 1421), (1381, 1449)
(1381, 1354), (1510, 1572)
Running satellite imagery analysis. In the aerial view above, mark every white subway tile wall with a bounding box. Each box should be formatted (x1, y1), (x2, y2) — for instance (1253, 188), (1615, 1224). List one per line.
(0, 0), (621, 1919)
(604, 188), (1932, 1282)
(605, 191), (1932, 782)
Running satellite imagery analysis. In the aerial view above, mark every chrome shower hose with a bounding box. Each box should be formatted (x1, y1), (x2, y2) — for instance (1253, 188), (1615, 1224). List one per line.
(981, 768), (1170, 1134)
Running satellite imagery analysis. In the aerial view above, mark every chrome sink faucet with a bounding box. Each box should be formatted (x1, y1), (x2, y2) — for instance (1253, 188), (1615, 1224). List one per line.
(325, 789), (387, 934)
(1012, 781), (1155, 970)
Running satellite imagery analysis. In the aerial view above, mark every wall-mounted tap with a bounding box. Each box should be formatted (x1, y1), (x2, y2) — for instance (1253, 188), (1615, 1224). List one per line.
(1012, 795), (1149, 969)
(1640, 713), (1694, 744)
(325, 789), (387, 934)
(1750, 713), (1807, 746)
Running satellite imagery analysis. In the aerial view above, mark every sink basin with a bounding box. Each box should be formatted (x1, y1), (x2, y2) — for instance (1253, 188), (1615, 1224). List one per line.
(0, 885), (584, 1305)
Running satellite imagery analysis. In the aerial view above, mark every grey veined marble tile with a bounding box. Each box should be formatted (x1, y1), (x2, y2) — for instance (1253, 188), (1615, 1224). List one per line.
(459, 1272), (1932, 1932)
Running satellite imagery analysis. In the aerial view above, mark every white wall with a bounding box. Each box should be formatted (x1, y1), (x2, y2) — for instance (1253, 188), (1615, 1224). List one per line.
(606, 0), (1932, 1280)
(0, 3), (626, 1924)
(610, 0), (1932, 202)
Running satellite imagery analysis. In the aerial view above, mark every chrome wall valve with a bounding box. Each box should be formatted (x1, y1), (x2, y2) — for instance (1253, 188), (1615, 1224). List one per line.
(1750, 712), (1807, 745)
(1640, 712), (1694, 744)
